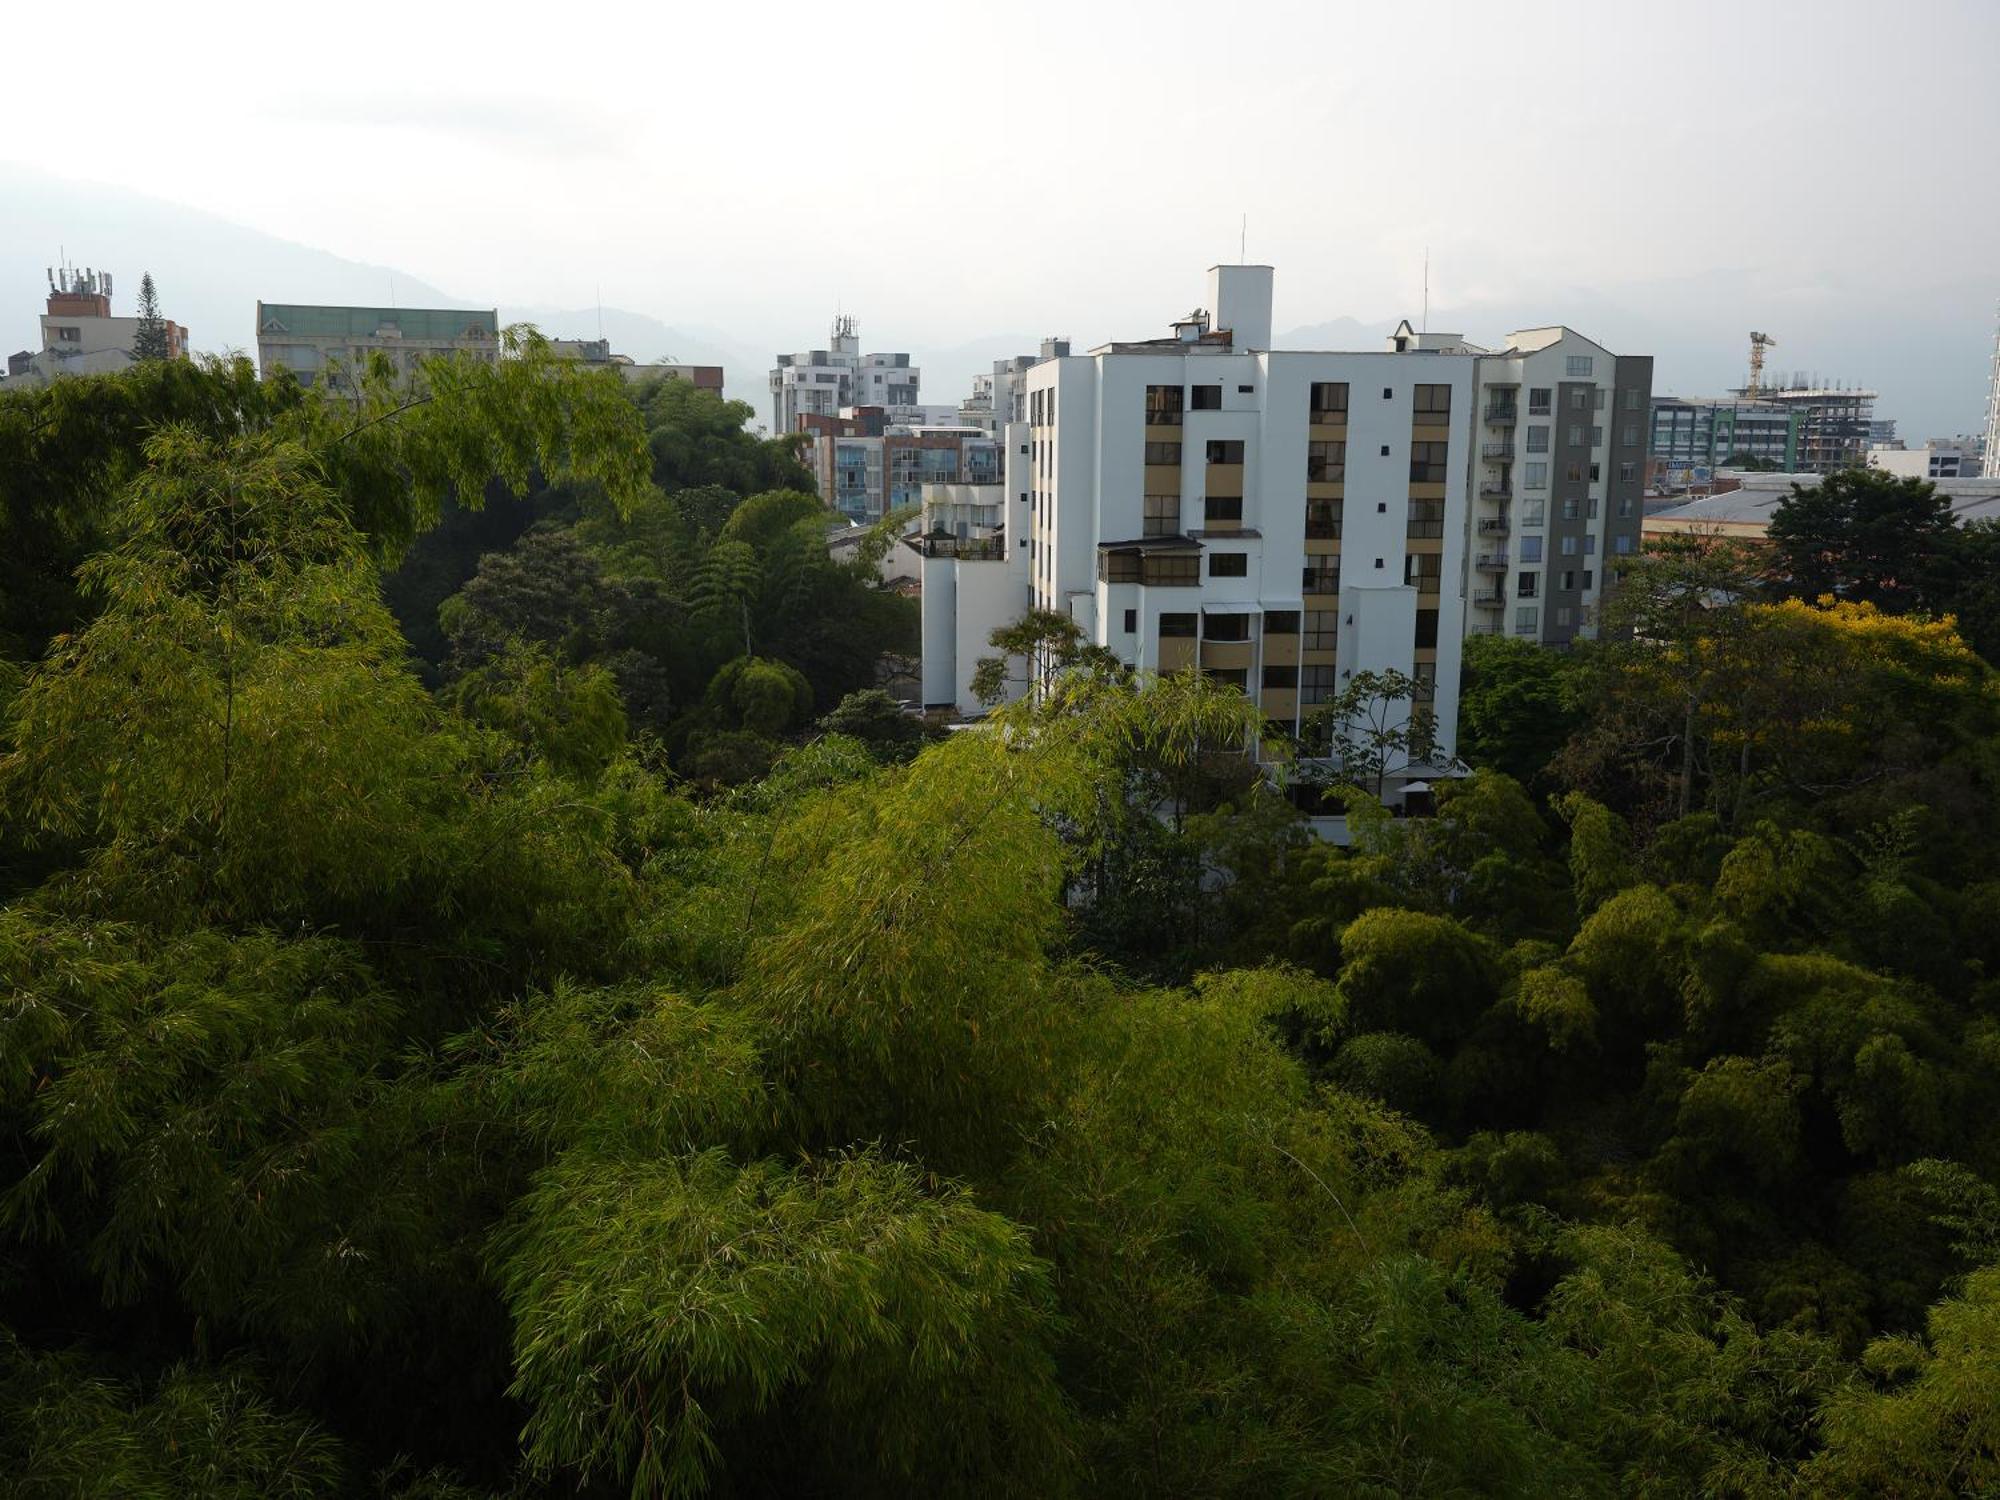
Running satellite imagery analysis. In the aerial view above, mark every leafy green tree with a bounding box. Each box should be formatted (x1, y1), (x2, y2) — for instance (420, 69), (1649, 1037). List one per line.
(1767, 466), (1959, 613)
(1300, 667), (1451, 800)
(633, 379), (815, 495)
(128, 271), (171, 362)
(819, 687), (925, 762)
(1458, 632), (1582, 784)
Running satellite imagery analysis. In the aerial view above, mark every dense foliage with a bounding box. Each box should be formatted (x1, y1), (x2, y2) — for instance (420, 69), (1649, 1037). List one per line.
(5, 390), (1999, 1497)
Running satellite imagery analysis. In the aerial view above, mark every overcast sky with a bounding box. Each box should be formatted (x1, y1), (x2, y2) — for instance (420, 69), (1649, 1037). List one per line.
(7, 0), (1998, 430)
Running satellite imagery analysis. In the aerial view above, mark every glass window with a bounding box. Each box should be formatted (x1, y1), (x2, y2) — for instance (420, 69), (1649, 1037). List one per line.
(1561, 535), (1578, 556)
(1309, 381), (1349, 417)
(1623, 388), (1641, 410)
(1568, 425), (1586, 446)
(1143, 493), (1179, 536)
(1304, 611), (1337, 650)
(1514, 604), (1540, 635)
(1145, 384), (1184, 425)
(1206, 612), (1251, 641)
(1159, 612), (1198, 637)
(1143, 553), (1200, 586)
(1206, 439), (1245, 464)
(1099, 550), (1141, 583)
(1525, 461), (1549, 489)
(1614, 535), (1636, 555)
(1407, 498), (1445, 538)
(1208, 552), (1248, 578)
(1306, 498), (1342, 538)
(1409, 440), (1450, 482)
(1122, 608), (1137, 633)
(1520, 536), (1543, 562)
(1621, 425), (1639, 447)
(1566, 355), (1594, 377)
(1144, 441), (1182, 465)
(1189, 384), (1222, 410)
(1528, 387), (1551, 414)
(1518, 570), (1539, 597)
(1526, 426), (1550, 453)
(1618, 461), (1637, 482)
(1307, 439), (1345, 481)
(1521, 498), (1545, 526)
(1303, 561), (1339, 595)
(1415, 608), (1439, 649)
(1261, 663), (1295, 689)
(1589, 426), (1603, 447)
(1301, 665), (1338, 705)
(1413, 383), (1452, 416)
(1204, 494), (1243, 523)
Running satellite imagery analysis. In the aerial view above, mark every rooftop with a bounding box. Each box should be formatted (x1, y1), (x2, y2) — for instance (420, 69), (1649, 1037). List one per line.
(256, 304), (498, 341)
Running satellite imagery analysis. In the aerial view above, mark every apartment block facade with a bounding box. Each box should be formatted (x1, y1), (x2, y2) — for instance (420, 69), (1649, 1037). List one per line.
(769, 316), (920, 434)
(1649, 395), (1801, 480)
(806, 408), (1001, 521)
(256, 303), (499, 388)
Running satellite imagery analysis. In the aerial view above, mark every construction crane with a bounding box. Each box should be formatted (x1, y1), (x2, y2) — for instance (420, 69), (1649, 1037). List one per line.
(1747, 331), (1777, 397)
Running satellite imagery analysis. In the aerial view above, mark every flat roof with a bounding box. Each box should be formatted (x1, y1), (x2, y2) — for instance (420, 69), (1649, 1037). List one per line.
(256, 303), (498, 340)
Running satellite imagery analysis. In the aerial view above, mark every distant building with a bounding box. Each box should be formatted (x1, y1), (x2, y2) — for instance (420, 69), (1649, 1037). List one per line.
(1649, 395), (1801, 484)
(256, 303), (499, 389)
(956, 349), (1061, 433)
(1759, 384), (1878, 472)
(2, 262), (189, 388)
(1644, 469), (2000, 543)
(1870, 417), (1900, 448)
(1983, 303), (2000, 479)
(548, 337), (723, 390)
(770, 317), (919, 435)
(1869, 436), (1984, 479)
(805, 406), (1002, 522)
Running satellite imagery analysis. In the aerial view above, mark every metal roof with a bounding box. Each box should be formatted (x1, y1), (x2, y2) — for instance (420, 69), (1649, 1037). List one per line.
(256, 303), (498, 340)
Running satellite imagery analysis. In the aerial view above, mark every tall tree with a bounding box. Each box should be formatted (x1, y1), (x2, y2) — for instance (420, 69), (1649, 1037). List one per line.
(129, 272), (171, 361)
(1766, 467), (1959, 613)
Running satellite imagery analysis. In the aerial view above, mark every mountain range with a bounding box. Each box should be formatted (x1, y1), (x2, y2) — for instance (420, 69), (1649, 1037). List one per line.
(4, 164), (1989, 439)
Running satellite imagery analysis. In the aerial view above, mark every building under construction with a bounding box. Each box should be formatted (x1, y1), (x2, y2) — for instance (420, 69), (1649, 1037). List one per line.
(1755, 382), (1878, 472)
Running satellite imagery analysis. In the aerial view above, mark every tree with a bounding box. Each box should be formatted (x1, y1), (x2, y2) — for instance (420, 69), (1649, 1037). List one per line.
(1458, 633), (1583, 784)
(972, 608), (1123, 706)
(1767, 467), (1959, 614)
(128, 272), (171, 362)
(1299, 667), (1453, 800)
(819, 688), (925, 762)
(632, 379), (815, 496)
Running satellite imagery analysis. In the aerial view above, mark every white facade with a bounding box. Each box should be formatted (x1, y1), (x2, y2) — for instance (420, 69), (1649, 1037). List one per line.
(769, 316), (917, 434)
(917, 463), (1030, 713)
(1872, 439), (1983, 479)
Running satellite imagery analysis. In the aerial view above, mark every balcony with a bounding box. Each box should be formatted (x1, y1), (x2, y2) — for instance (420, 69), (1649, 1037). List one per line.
(910, 534), (1006, 560)
(1480, 441), (1514, 460)
(1472, 588), (1504, 607)
(1479, 480), (1512, 499)
(1473, 552), (1510, 571)
(1478, 516), (1510, 534)
(1484, 406), (1518, 426)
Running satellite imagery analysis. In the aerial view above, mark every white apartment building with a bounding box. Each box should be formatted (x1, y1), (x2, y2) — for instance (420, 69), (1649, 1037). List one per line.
(769, 316), (920, 433)
(4, 264), (189, 388)
(1871, 436), (1985, 479)
(1458, 328), (1652, 647)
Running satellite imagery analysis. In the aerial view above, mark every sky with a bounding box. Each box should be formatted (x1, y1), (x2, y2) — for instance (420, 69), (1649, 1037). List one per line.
(5, 0), (1998, 433)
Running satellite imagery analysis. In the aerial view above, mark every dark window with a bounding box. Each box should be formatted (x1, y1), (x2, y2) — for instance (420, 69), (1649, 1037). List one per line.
(1159, 612), (1197, 637)
(1142, 553), (1200, 586)
(1237, 383), (1254, 394)
(1208, 552), (1248, 577)
(1307, 439), (1345, 482)
(1206, 440), (1245, 463)
(1407, 498), (1445, 538)
(1144, 441), (1182, 465)
(1301, 665), (1338, 705)
(1206, 613), (1252, 642)
(1261, 664), (1295, 689)
(1123, 608), (1137, 632)
(1303, 562), (1339, 595)
(1189, 384), (1221, 410)
(1380, 444), (1390, 457)
(1143, 493), (1179, 535)
(1264, 610), (1300, 634)
(1528, 387), (1551, 415)
(1304, 611), (1337, 650)
(1306, 498), (1342, 538)
(1382, 386), (1394, 399)
(1404, 553), (1441, 589)
(1415, 608), (1439, 648)
(1409, 440), (1450, 482)
(1309, 381), (1349, 417)
(1518, 570), (1538, 598)
(1413, 383), (1452, 417)
(1145, 384), (1184, 425)
(1204, 494), (1243, 523)
(1099, 550), (1140, 583)
(1206, 667), (1248, 688)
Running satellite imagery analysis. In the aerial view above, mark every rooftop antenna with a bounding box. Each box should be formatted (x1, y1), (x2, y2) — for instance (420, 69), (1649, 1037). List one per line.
(1240, 213), (1246, 262)
(596, 282), (603, 342)
(1421, 246), (1430, 334)
(389, 274), (396, 310)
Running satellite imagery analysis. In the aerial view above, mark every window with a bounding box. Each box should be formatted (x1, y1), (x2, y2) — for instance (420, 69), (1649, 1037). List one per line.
(1584, 535), (1597, 554)
(1144, 441), (1181, 465)
(1123, 608), (1137, 633)
(1099, 550), (1140, 583)
(1623, 388), (1641, 411)
(1526, 426), (1550, 453)
(1204, 494), (1243, 524)
(1592, 388), (1606, 411)
(1568, 424), (1586, 446)
(1618, 461), (1637, 482)
(1588, 463), (1601, 484)
(57, 325), (81, 342)
(1614, 535), (1636, 555)
(1405, 553), (1441, 589)
(1562, 497), (1579, 520)
(1409, 441), (1450, 482)
(1514, 608), (1540, 637)
(1382, 386), (1393, 399)
(1206, 440), (1245, 464)
(1582, 570), (1594, 589)
(1208, 552), (1248, 577)
(1413, 384), (1452, 420)
(1566, 355), (1594, 377)
(1189, 384), (1222, 410)
(1304, 611), (1337, 650)
(1565, 460), (1585, 483)
(1303, 561), (1339, 595)
(1589, 426), (1603, 447)
(1143, 553), (1200, 586)
(1560, 535), (1579, 556)
(1408, 498), (1445, 539)
(1301, 665), (1338, 705)
(1617, 495), (1634, 517)
(1265, 610), (1299, 634)
(1145, 384), (1184, 425)
(1520, 536), (1543, 562)
(1569, 389), (1589, 411)
(1143, 493), (1179, 535)
(1555, 606), (1574, 628)
(1518, 571), (1539, 598)
(1521, 498), (1545, 526)
(1307, 439), (1345, 482)
(1160, 612), (1197, 637)
(1238, 384), (1254, 394)
(1309, 381), (1349, 417)
(1261, 663), (1295, 689)
(1560, 570), (1576, 591)
(1525, 461), (1549, 489)
(1415, 608), (1439, 648)
(1306, 498), (1342, 538)
(1205, 612), (1251, 641)
(1528, 388), (1551, 415)
(1621, 425), (1639, 447)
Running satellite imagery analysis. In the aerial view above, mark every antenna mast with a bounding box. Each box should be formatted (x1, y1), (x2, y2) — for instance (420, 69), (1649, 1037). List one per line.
(1421, 247), (1429, 334)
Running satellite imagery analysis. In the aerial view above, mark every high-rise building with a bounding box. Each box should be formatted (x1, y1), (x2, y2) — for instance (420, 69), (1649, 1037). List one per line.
(1649, 395), (1801, 482)
(769, 317), (920, 434)
(2, 262), (189, 388)
(256, 303), (499, 390)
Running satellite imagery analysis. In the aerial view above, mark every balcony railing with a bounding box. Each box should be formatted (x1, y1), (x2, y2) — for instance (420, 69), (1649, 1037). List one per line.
(1480, 441), (1514, 459)
(1484, 406), (1518, 425)
(1478, 516), (1510, 534)
(910, 535), (1006, 560)
(1472, 588), (1504, 606)
(1473, 552), (1510, 571)
(1479, 480), (1512, 498)
(1305, 521), (1343, 539)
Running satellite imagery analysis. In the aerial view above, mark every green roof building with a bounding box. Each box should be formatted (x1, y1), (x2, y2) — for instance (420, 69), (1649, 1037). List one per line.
(256, 302), (499, 389)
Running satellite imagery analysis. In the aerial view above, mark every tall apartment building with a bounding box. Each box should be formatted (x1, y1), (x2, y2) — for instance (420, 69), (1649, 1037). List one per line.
(1649, 395), (1801, 482)
(806, 407), (1001, 521)
(256, 303), (499, 389)
(549, 337), (723, 390)
(1465, 331), (1652, 646)
(769, 316), (921, 434)
(3, 263), (189, 387)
